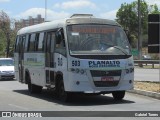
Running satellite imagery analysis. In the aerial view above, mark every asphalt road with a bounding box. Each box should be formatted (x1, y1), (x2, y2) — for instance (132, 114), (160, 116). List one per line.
(0, 80), (160, 120)
(134, 68), (160, 82)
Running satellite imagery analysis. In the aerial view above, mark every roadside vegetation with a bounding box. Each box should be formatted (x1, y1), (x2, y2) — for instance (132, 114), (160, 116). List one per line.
(134, 81), (160, 93)
(116, 0), (160, 59)
(0, 11), (17, 57)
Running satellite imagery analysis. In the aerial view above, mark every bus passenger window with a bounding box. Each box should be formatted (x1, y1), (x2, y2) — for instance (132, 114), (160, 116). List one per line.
(28, 34), (36, 51)
(15, 36), (19, 52)
(24, 35), (29, 52)
(55, 29), (66, 56)
(38, 32), (45, 51)
(50, 33), (55, 52)
(34, 33), (40, 51)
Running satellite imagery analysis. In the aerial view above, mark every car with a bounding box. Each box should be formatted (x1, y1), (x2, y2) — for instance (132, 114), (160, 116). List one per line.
(142, 54), (152, 60)
(0, 58), (15, 80)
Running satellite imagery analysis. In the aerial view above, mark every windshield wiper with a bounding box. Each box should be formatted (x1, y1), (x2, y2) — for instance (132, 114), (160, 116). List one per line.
(111, 46), (128, 55)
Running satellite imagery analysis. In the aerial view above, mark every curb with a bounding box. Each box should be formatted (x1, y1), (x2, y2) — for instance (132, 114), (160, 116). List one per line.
(127, 89), (160, 100)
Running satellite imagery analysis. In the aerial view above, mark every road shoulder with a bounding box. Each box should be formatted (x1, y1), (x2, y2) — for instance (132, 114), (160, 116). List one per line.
(128, 89), (160, 100)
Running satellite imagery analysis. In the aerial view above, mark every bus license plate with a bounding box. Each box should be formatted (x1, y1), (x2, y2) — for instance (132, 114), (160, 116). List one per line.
(101, 77), (114, 81)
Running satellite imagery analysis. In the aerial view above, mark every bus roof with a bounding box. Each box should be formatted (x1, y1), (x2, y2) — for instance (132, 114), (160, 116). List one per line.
(17, 19), (66, 35)
(17, 15), (120, 35)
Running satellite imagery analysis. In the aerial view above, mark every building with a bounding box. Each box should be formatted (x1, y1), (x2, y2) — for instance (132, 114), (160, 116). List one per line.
(15, 14), (44, 30)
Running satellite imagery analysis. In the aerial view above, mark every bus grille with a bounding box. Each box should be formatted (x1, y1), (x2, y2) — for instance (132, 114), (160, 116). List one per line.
(90, 70), (121, 87)
(90, 70), (121, 77)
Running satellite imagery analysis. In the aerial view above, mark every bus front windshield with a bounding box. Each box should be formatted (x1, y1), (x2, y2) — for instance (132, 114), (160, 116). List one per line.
(67, 25), (131, 55)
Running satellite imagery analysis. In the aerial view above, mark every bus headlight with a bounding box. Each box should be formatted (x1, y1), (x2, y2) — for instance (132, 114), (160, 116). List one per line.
(69, 68), (86, 75)
(126, 68), (134, 74)
(75, 68), (80, 73)
(80, 69), (85, 74)
(126, 69), (129, 74)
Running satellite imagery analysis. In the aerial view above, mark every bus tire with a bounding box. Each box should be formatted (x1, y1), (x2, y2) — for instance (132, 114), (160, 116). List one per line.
(112, 91), (125, 100)
(29, 84), (42, 94)
(57, 80), (69, 102)
(27, 74), (42, 94)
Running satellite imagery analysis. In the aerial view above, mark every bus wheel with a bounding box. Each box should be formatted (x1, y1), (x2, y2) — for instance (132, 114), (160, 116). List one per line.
(112, 91), (125, 100)
(27, 75), (42, 94)
(57, 80), (69, 102)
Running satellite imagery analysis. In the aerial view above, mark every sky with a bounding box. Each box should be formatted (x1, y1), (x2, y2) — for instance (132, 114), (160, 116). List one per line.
(0, 0), (160, 21)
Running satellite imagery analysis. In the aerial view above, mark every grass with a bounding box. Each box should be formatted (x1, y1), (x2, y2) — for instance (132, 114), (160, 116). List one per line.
(134, 81), (160, 93)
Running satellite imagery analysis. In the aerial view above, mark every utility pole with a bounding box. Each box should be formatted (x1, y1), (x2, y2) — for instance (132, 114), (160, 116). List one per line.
(138, 0), (142, 60)
(45, 0), (47, 21)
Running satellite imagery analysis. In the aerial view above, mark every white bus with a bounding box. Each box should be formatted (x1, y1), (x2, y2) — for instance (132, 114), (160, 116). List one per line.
(14, 14), (134, 101)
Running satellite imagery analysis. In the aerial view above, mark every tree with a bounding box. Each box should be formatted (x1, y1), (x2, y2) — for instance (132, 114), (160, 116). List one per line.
(149, 4), (160, 14)
(116, 0), (160, 48)
(0, 10), (16, 57)
(0, 10), (11, 57)
(0, 29), (5, 56)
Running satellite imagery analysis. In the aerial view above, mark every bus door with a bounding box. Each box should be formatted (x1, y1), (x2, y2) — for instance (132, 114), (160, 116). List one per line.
(45, 32), (55, 85)
(18, 36), (25, 82)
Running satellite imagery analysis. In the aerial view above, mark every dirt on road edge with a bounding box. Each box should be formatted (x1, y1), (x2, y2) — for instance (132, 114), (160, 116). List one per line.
(134, 81), (160, 93)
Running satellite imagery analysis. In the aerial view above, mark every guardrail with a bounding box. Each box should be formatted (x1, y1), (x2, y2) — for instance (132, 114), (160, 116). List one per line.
(134, 60), (160, 68)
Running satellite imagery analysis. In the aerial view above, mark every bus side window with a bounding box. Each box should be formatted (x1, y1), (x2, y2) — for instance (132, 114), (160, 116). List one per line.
(28, 33), (36, 52)
(38, 32), (45, 52)
(46, 33), (51, 52)
(45, 31), (55, 52)
(15, 36), (19, 52)
(35, 33), (40, 51)
(24, 35), (29, 52)
(22, 35), (26, 51)
(50, 32), (55, 53)
(18, 36), (22, 53)
(55, 29), (66, 56)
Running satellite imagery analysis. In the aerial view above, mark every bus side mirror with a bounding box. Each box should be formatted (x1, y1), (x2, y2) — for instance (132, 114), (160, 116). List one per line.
(56, 28), (64, 44)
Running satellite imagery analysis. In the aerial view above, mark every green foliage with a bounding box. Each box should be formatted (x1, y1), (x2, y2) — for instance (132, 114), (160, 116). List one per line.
(116, 0), (160, 48)
(9, 30), (17, 57)
(151, 54), (160, 60)
(142, 34), (148, 47)
(149, 4), (160, 14)
(0, 10), (17, 57)
(116, 2), (138, 36)
(0, 29), (6, 56)
(129, 34), (137, 48)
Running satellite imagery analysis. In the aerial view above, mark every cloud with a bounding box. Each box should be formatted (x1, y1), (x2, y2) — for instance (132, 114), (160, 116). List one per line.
(100, 9), (118, 20)
(15, 8), (70, 21)
(54, 0), (97, 9)
(0, 0), (10, 3)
